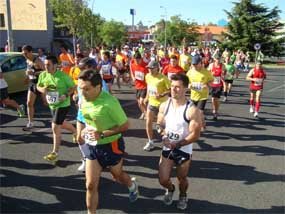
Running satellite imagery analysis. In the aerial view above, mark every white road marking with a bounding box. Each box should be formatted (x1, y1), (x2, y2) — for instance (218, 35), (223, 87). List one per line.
(267, 84), (285, 92)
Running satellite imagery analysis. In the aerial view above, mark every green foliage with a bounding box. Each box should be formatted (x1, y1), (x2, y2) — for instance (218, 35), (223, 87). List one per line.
(98, 20), (127, 47)
(154, 15), (199, 47)
(222, 0), (285, 56)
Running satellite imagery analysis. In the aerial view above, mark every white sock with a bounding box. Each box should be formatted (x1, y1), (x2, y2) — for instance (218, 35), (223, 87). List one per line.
(78, 143), (90, 157)
(128, 181), (136, 192)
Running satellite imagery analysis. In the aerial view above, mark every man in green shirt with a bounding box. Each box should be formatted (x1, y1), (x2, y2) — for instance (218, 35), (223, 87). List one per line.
(78, 70), (138, 214)
(37, 55), (76, 164)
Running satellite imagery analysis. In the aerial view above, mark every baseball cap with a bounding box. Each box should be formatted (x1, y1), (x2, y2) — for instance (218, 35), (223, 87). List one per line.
(147, 60), (159, 69)
(191, 54), (202, 65)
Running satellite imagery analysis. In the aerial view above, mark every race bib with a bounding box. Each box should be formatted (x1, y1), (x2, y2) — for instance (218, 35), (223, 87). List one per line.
(148, 85), (157, 96)
(61, 61), (70, 67)
(46, 91), (59, 104)
(225, 73), (233, 80)
(84, 125), (97, 145)
(167, 131), (181, 142)
(254, 78), (263, 86)
(213, 76), (221, 84)
(101, 64), (111, 76)
(28, 68), (36, 80)
(135, 71), (145, 81)
(192, 82), (203, 91)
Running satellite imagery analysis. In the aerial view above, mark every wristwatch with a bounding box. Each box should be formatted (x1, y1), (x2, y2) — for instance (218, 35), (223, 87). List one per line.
(100, 132), (105, 139)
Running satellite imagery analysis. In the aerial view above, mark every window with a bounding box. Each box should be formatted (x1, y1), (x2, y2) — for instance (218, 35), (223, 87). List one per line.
(0, 14), (5, 27)
(1, 56), (27, 72)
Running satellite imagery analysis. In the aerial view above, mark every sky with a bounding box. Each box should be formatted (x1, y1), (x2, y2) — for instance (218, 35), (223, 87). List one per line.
(88, 0), (285, 26)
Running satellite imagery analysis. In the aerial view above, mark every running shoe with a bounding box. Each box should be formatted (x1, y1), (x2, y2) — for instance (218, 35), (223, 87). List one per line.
(143, 141), (155, 151)
(17, 104), (25, 118)
(129, 177), (139, 202)
(254, 112), (259, 118)
(23, 122), (34, 131)
(163, 185), (175, 205)
(177, 194), (188, 210)
(223, 97), (227, 102)
(249, 106), (254, 113)
(77, 158), (86, 172)
(43, 152), (58, 164)
(213, 113), (218, 121)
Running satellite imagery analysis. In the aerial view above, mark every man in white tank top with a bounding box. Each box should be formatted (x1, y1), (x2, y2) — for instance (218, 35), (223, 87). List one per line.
(156, 73), (202, 210)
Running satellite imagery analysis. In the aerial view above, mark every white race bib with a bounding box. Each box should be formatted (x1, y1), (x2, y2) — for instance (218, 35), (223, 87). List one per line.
(167, 72), (175, 79)
(46, 91), (59, 104)
(61, 61), (70, 67)
(192, 82), (203, 91)
(213, 76), (221, 84)
(101, 64), (111, 76)
(135, 71), (145, 81)
(84, 125), (98, 145)
(148, 85), (157, 96)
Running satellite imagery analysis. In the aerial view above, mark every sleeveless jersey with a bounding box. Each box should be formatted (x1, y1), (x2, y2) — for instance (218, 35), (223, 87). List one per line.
(163, 98), (193, 154)
(250, 67), (266, 90)
(99, 60), (113, 80)
(210, 63), (223, 87)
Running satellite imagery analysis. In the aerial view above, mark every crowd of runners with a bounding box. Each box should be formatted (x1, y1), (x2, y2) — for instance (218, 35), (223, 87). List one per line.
(0, 43), (267, 213)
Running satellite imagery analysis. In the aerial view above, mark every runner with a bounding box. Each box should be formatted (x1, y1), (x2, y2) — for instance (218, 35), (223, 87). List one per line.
(143, 61), (170, 151)
(98, 51), (114, 93)
(223, 56), (237, 102)
(78, 70), (139, 213)
(179, 47), (191, 72)
(187, 54), (213, 131)
(130, 52), (148, 119)
(246, 61), (266, 118)
(208, 55), (226, 120)
(59, 45), (74, 75)
(162, 55), (184, 79)
(22, 45), (45, 131)
(156, 73), (201, 210)
(0, 67), (25, 117)
(115, 47), (128, 89)
(37, 55), (76, 164)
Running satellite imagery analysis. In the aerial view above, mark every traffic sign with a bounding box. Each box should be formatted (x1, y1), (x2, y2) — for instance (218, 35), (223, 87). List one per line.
(254, 43), (261, 50)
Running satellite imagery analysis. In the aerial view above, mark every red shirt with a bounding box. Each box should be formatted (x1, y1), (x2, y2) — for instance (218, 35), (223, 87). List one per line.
(210, 63), (224, 88)
(250, 68), (266, 90)
(130, 61), (148, 89)
(162, 64), (184, 79)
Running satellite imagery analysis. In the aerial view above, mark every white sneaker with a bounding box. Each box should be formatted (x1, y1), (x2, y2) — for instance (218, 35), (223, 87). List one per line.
(139, 113), (145, 120)
(143, 141), (154, 151)
(249, 106), (254, 113)
(254, 112), (258, 118)
(223, 97), (227, 102)
(77, 159), (86, 172)
(23, 122), (34, 131)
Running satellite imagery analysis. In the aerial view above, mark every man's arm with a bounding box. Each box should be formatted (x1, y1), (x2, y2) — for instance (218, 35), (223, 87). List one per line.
(176, 105), (202, 148)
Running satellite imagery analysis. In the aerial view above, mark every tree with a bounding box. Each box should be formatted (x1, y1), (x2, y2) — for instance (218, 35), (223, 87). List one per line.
(99, 20), (127, 47)
(222, 0), (285, 57)
(154, 15), (199, 47)
(49, 0), (87, 55)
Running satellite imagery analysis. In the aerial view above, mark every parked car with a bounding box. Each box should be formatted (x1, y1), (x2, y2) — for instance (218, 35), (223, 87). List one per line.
(0, 52), (28, 94)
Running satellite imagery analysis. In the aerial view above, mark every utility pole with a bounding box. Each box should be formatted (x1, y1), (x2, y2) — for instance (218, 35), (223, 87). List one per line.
(160, 6), (167, 49)
(6, 0), (14, 51)
(130, 9), (135, 31)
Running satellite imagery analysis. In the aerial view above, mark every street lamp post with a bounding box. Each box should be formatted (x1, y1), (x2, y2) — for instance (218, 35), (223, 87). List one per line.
(160, 6), (167, 49)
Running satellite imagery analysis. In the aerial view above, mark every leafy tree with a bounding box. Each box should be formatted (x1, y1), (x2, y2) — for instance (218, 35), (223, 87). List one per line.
(49, 0), (87, 54)
(98, 20), (127, 47)
(154, 15), (199, 47)
(222, 0), (285, 57)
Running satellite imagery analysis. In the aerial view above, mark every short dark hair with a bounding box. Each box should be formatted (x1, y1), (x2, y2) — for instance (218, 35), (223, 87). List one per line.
(46, 55), (58, 64)
(78, 57), (97, 70)
(22, 45), (33, 52)
(170, 55), (178, 60)
(103, 51), (110, 59)
(170, 73), (189, 88)
(78, 69), (102, 88)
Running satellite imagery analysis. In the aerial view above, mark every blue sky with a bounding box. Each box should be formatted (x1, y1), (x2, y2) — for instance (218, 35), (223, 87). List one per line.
(88, 0), (284, 26)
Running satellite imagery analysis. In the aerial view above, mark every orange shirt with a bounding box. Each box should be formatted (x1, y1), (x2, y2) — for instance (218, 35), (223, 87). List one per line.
(59, 53), (74, 75)
(130, 61), (148, 89)
(162, 64), (184, 79)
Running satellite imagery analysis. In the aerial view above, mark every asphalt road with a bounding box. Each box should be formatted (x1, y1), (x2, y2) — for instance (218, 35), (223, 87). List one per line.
(1, 66), (285, 214)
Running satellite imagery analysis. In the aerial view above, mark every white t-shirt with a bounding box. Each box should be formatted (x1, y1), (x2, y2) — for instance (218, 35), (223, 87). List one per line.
(0, 67), (8, 89)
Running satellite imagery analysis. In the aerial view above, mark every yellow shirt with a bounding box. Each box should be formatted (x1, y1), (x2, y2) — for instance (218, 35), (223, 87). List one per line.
(158, 50), (165, 58)
(179, 54), (191, 72)
(145, 73), (170, 107)
(69, 66), (81, 85)
(187, 68), (214, 101)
